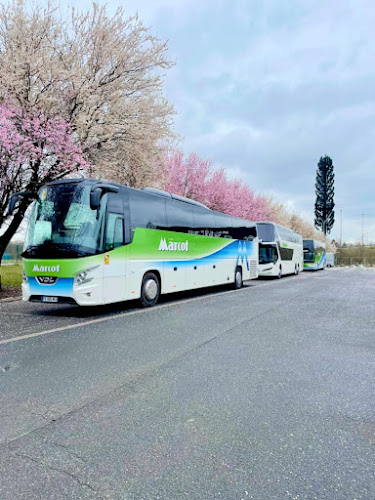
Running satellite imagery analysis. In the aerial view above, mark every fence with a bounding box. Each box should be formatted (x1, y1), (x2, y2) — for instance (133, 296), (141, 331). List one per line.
(1, 243), (23, 264)
(335, 247), (375, 267)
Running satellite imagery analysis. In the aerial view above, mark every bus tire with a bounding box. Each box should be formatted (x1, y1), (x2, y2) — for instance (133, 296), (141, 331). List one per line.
(140, 272), (160, 307)
(294, 264), (299, 275)
(234, 267), (243, 289)
(277, 267), (282, 279)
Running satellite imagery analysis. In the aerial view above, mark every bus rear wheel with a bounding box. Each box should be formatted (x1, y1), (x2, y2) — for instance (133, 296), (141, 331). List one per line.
(140, 272), (160, 307)
(234, 267), (243, 289)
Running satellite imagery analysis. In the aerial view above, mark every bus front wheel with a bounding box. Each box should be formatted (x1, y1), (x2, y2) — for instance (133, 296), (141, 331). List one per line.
(234, 267), (243, 289)
(140, 272), (160, 307)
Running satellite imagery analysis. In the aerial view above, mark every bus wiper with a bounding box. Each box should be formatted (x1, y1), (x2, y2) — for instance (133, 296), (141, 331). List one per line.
(21, 245), (43, 258)
(22, 243), (92, 258)
(47, 243), (92, 257)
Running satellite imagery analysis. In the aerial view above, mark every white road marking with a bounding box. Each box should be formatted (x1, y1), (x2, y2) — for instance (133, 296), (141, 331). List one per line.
(0, 276), (310, 346)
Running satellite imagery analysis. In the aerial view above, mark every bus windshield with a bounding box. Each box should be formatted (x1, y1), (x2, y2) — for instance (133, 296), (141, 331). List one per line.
(304, 250), (315, 262)
(259, 244), (278, 264)
(303, 241), (315, 262)
(23, 183), (107, 258)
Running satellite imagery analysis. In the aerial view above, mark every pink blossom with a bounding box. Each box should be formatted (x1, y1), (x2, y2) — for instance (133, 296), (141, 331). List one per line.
(0, 104), (89, 198)
(161, 151), (270, 221)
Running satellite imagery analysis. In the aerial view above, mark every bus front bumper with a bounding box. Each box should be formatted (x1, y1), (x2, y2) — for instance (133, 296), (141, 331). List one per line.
(23, 278), (102, 306)
(257, 264), (276, 277)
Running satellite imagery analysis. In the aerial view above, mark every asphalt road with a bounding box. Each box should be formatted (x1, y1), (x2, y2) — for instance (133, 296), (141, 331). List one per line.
(0, 268), (374, 499)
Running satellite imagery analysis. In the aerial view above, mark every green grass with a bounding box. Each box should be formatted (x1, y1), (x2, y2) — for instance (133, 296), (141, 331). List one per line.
(0, 263), (23, 287)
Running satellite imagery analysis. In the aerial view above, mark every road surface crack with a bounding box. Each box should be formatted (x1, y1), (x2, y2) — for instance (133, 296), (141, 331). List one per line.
(49, 440), (88, 463)
(13, 452), (99, 495)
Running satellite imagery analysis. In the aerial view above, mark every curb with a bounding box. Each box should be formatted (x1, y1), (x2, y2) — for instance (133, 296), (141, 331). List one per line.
(0, 295), (22, 303)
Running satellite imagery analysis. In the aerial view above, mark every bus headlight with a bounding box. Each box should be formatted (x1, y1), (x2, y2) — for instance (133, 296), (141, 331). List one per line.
(22, 271), (27, 284)
(74, 266), (99, 286)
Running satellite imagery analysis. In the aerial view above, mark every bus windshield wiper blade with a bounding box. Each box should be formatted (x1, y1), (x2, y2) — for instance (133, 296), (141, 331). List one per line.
(46, 243), (92, 257)
(22, 243), (92, 258)
(22, 245), (46, 257)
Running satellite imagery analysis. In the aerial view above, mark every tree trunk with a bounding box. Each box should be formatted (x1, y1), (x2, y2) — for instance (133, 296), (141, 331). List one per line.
(0, 204), (29, 262)
(0, 208), (23, 287)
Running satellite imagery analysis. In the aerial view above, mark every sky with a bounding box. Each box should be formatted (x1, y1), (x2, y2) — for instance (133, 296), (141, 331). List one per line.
(62, 0), (375, 244)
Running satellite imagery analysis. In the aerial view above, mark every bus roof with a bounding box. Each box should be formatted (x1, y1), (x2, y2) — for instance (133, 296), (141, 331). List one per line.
(256, 221), (302, 244)
(303, 239), (326, 249)
(256, 221), (301, 235)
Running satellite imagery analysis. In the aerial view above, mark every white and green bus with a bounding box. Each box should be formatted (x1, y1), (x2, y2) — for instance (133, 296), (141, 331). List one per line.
(256, 222), (303, 278)
(10, 179), (258, 307)
(303, 239), (326, 270)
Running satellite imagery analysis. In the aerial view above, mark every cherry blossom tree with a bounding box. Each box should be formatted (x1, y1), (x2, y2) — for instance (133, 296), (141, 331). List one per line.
(160, 152), (270, 221)
(0, 104), (88, 260)
(0, 1), (175, 186)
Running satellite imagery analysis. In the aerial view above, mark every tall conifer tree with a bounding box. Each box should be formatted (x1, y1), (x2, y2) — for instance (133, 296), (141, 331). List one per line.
(314, 155), (335, 235)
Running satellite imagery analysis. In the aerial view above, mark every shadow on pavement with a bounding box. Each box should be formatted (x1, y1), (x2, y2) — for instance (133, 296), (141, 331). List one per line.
(23, 281), (259, 320)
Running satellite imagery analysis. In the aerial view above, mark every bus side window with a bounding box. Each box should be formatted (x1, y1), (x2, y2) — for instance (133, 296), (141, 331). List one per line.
(113, 218), (124, 248)
(279, 247), (293, 260)
(128, 190), (167, 232)
(105, 213), (124, 251)
(166, 199), (193, 233)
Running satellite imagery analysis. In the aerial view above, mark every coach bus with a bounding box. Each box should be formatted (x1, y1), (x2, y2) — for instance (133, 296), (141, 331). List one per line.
(256, 222), (303, 278)
(9, 179), (258, 307)
(303, 239), (326, 270)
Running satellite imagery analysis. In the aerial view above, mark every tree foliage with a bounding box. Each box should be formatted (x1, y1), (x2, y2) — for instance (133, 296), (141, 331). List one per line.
(314, 155), (335, 235)
(0, 104), (87, 258)
(160, 152), (270, 221)
(0, 0), (175, 257)
(0, 0), (175, 185)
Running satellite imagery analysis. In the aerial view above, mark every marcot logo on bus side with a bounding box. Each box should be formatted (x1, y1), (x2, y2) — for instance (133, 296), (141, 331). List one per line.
(158, 238), (189, 252)
(33, 264), (60, 273)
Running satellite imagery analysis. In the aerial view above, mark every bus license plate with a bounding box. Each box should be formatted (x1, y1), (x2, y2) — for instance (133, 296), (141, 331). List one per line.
(42, 296), (58, 303)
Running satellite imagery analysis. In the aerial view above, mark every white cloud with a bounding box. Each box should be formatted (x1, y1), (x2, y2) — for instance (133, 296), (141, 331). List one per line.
(56, 0), (375, 242)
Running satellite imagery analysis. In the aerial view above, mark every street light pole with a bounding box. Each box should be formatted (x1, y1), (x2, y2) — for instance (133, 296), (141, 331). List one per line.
(362, 212), (364, 246)
(340, 209), (342, 247)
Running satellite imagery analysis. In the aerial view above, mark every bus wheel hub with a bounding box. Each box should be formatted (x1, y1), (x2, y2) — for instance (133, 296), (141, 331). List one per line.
(235, 270), (242, 286)
(144, 279), (157, 300)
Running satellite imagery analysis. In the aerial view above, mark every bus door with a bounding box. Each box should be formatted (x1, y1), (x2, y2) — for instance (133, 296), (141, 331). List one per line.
(102, 196), (127, 303)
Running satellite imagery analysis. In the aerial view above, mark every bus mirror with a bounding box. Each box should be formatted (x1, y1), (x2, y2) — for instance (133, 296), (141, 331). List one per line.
(90, 187), (103, 210)
(90, 184), (119, 210)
